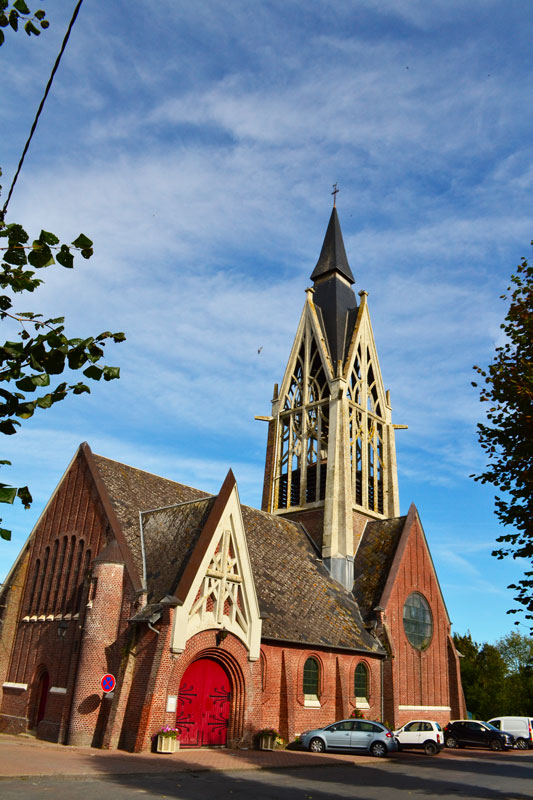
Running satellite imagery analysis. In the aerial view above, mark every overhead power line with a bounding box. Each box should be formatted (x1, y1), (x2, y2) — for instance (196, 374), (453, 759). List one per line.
(1, 0), (85, 222)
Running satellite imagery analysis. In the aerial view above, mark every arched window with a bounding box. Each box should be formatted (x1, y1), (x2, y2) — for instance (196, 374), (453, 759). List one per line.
(303, 657), (320, 704)
(260, 652), (266, 692)
(403, 592), (433, 650)
(354, 663), (369, 700)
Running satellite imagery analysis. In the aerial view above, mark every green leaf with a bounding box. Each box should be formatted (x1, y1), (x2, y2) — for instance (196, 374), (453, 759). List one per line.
(13, 0), (30, 13)
(31, 373), (50, 387)
(39, 230), (60, 246)
(71, 383), (90, 395)
(103, 366), (120, 381)
(0, 486), (17, 504)
(36, 394), (52, 409)
(83, 365), (103, 381)
(72, 234), (93, 250)
(8, 9), (19, 31)
(0, 420), (19, 435)
(42, 349), (65, 375)
(17, 485), (32, 508)
(40, 18), (48, 29)
(0, 528), (11, 541)
(34, 9), (46, 20)
(3, 246), (27, 266)
(24, 19), (40, 37)
(67, 348), (88, 370)
(80, 248), (93, 260)
(17, 401), (36, 419)
(56, 245), (74, 268)
(15, 376), (38, 392)
(0, 29), (4, 45)
(28, 243), (54, 268)
(0, 13), (8, 27)
(0, 460), (12, 465)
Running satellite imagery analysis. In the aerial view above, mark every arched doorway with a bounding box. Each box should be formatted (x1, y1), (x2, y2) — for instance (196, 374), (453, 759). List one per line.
(177, 658), (232, 747)
(30, 670), (49, 729)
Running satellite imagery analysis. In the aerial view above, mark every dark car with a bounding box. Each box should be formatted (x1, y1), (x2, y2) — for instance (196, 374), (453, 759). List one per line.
(444, 720), (515, 751)
(300, 719), (398, 757)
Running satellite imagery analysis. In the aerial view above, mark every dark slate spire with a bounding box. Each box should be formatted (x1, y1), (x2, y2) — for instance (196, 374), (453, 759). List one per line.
(310, 207), (355, 284)
(311, 208), (358, 367)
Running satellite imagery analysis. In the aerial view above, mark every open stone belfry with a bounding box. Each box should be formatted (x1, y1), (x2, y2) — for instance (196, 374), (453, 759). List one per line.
(0, 206), (465, 750)
(262, 207), (401, 590)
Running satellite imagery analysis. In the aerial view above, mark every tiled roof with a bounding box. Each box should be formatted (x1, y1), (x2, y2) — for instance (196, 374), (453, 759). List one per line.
(241, 506), (381, 653)
(142, 497), (215, 603)
(91, 452), (383, 654)
(92, 454), (209, 578)
(352, 516), (406, 620)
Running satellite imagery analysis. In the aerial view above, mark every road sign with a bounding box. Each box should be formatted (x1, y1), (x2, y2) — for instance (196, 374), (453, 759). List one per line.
(101, 673), (116, 693)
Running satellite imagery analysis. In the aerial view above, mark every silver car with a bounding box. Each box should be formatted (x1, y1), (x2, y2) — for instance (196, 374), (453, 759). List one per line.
(300, 719), (398, 757)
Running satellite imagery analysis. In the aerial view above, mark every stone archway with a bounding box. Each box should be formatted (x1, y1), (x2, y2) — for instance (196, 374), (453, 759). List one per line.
(176, 649), (245, 748)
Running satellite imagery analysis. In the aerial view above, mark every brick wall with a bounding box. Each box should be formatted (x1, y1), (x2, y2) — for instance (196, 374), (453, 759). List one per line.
(381, 513), (461, 728)
(0, 450), (110, 740)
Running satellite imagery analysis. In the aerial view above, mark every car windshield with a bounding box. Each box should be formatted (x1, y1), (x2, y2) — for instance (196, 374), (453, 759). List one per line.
(483, 722), (499, 731)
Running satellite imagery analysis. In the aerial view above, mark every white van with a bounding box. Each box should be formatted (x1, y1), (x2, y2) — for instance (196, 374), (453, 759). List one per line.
(487, 717), (533, 749)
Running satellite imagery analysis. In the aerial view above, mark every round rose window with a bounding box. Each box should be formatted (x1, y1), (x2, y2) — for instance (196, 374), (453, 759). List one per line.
(403, 592), (433, 650)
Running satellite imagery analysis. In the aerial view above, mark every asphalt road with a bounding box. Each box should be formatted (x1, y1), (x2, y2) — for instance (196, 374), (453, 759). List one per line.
(0, 751), (531, 800)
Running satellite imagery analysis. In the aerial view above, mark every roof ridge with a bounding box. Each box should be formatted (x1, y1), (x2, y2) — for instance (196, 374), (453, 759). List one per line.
(92, 453), (209, 496)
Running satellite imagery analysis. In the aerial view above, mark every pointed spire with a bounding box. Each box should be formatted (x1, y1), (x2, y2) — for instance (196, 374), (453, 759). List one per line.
(310, 207), (355, 285)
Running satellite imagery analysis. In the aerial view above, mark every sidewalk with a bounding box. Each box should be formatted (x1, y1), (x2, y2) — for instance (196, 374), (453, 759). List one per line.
(0, 733), (374, 778)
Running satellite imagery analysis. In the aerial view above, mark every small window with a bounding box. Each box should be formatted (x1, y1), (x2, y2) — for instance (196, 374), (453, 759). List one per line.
(354, 663), (369, 700)
(303, 657), (320, 705)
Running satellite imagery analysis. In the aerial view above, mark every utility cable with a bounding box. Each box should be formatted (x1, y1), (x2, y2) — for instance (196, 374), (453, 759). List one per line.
(1, 0), (85, 222)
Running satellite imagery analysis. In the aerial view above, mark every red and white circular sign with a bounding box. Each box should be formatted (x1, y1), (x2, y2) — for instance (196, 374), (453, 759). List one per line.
(101, 673), (116, 693)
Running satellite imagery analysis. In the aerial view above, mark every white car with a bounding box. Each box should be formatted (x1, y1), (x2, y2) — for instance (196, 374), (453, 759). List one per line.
(394, 720), (444, 755)
(487, 717), (533, 750)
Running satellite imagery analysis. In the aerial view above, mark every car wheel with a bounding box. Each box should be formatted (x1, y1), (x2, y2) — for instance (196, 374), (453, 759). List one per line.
(516, 738), (528, 750)
(445, 736), (458, 748)
(370, 741), (388, 758)
(423, 741), (438, 756)
(489, 738), (502, 751)
(309, 737), (325, 753)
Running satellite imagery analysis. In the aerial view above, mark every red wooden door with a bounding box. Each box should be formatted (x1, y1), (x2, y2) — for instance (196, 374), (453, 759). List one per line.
(177, 658), (231, 747)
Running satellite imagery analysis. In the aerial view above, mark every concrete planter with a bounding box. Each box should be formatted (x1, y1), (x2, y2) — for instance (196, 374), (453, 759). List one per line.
(156, 735), (180, 753)
(259, 733), (276, 750)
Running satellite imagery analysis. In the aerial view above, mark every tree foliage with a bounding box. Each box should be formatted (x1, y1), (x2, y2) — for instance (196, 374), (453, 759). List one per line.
(454, 631), (533, 718)
(0, 214), (125, 540)
(0, 2), (125, 541)
(472, 251), (533, 627)
(0, 1), (49, 46)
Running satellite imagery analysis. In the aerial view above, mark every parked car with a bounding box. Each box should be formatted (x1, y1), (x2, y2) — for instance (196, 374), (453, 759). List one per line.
(487, 717), (533, 750)
(300, 719), (398, 757)
(394, 720), (444, 755)
(444, 720), (515, 751)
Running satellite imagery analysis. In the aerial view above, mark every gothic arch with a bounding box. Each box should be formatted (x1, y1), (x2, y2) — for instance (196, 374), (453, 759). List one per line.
(176, 647), (246, 746)
(28, 665), (49, 730)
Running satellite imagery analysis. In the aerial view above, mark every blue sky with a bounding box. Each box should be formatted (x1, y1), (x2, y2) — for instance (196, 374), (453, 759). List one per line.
(1, 0), (531, 644)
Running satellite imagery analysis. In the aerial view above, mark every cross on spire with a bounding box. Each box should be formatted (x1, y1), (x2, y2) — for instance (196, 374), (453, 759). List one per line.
(331, 182), (339, 207)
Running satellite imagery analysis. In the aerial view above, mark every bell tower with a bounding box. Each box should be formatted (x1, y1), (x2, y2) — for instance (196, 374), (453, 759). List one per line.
(260, 206), (400, 589)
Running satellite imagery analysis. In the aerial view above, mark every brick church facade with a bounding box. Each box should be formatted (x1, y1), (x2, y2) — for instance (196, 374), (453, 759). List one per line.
(0, 208), (465, 750)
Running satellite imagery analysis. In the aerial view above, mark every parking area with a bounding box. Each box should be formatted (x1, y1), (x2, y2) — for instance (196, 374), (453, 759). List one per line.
(0, 732), (530, 780)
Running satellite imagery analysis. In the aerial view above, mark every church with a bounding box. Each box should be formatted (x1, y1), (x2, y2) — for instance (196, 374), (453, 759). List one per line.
(0, 207), (466, 750)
